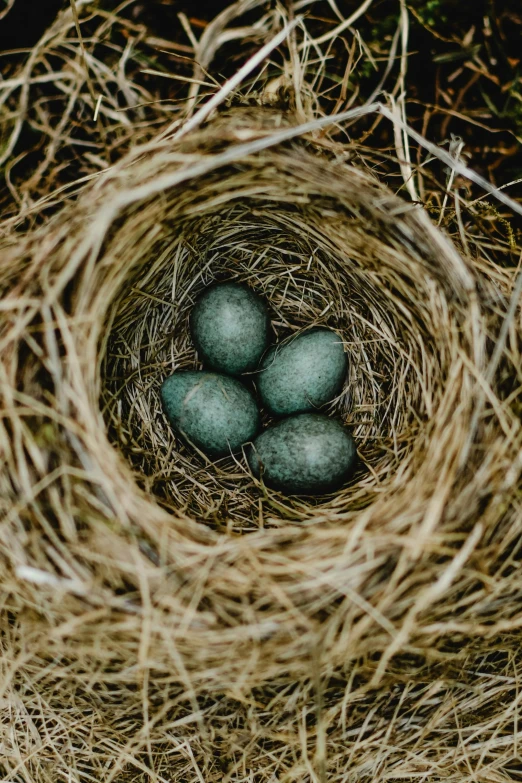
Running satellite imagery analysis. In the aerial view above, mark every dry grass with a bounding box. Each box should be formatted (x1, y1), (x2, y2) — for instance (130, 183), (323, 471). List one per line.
(1, 1), (522, 782)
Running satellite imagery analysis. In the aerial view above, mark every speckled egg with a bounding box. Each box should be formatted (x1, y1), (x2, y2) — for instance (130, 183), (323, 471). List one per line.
(257, 327), (347, 416)
(161, 371), (259, 458)
(190, 282), (270, 375)
(248, 413), (356, 495)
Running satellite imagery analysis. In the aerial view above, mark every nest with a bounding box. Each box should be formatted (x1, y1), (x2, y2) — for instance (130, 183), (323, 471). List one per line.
(1, 106), (522, 782)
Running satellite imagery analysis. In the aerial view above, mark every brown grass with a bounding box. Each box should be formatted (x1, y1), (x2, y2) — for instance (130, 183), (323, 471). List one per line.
(1, 1), (522, 782)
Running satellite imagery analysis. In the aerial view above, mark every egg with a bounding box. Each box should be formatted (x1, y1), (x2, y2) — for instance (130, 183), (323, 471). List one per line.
(257, 327), (347, 416)
(248, 413), (356, 495)
(161, 371), (259, 458)
(190, 282), (270, 375)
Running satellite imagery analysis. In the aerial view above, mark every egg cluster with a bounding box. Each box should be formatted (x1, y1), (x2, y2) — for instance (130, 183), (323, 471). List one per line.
(160, 282), (357, 495)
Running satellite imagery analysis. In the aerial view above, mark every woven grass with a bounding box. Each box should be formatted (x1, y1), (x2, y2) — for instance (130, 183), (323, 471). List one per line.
(1, 2), (522, 782)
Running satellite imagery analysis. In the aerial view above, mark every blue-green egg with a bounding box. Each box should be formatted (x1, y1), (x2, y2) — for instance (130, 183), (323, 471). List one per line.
(257, 327), (347, 416)
(248, 413), (356, 495)
(161, 371), (259, 458)
(190, 282), (270, 375)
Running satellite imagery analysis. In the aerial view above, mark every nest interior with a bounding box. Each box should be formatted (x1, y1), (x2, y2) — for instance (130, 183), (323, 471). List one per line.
(1, 112), (522, 782)
(101, 127), (481, 530)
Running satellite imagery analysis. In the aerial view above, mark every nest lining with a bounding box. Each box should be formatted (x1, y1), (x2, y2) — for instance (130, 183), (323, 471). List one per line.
(99, 140), (482, 531)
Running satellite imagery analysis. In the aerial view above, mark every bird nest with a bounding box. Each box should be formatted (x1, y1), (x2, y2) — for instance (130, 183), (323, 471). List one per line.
(1, 108), (522, 781)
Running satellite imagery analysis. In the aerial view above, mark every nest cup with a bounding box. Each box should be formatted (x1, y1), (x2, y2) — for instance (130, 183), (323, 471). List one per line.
(101, 117), (480, 528)
(2, 110), (521, 780)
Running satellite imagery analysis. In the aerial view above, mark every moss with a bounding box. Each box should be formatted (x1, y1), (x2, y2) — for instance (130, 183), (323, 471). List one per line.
(410, 0), (449, 27)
